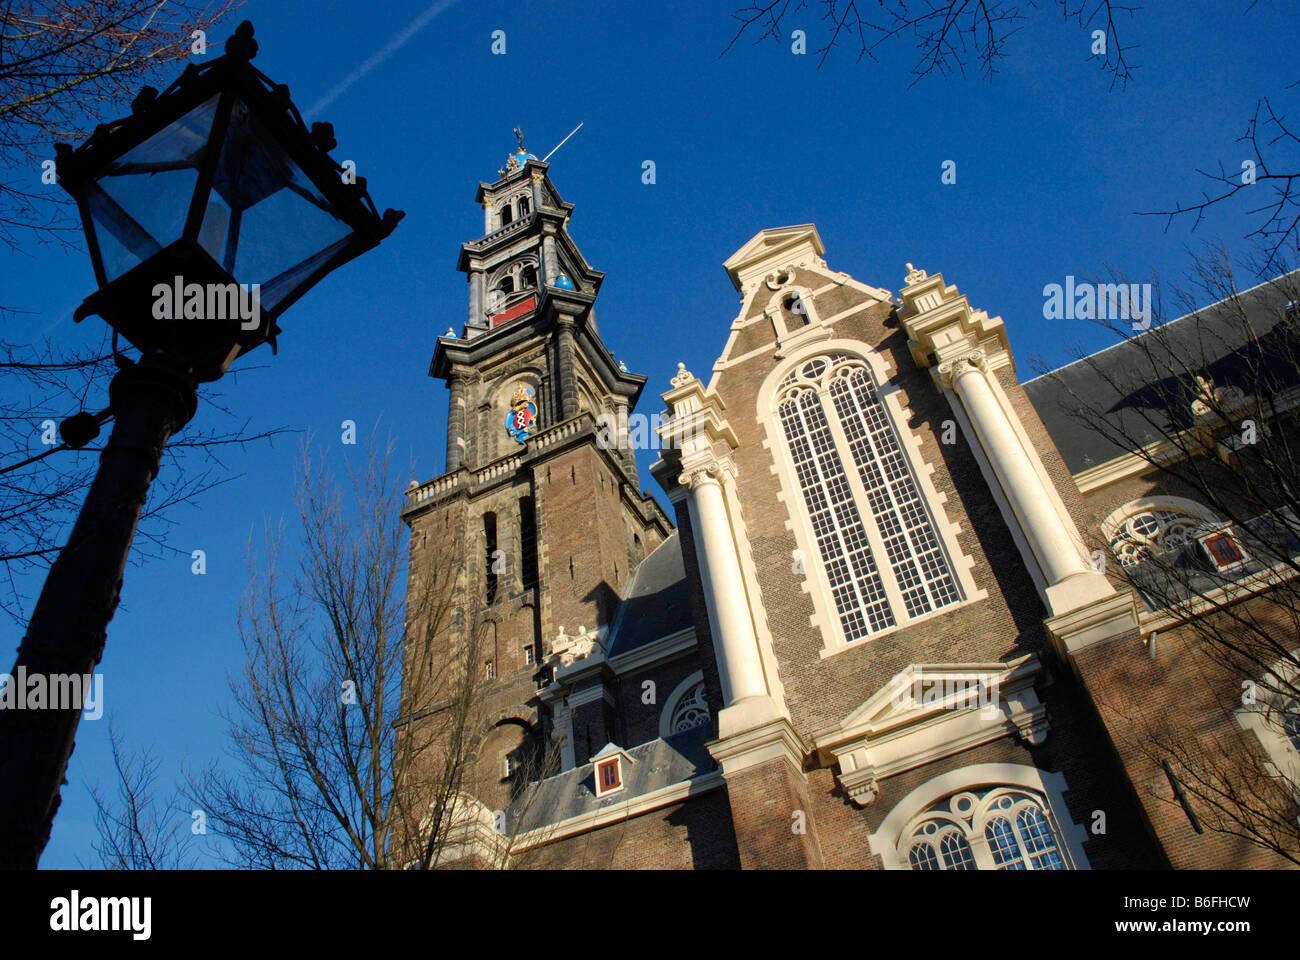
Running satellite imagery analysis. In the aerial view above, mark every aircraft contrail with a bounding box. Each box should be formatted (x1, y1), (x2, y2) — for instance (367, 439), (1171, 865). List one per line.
(306, 0), (464, 117)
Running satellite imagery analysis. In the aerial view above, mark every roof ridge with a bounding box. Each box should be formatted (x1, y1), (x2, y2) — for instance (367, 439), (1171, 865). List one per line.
(1022, 271), (1297, 386)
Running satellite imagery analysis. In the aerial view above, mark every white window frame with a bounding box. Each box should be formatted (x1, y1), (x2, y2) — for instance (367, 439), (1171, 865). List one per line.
(869, 763), (1091, 871)
(758, 343), (983, 657)
(1236, 649), (1300, 799)
(903, 786), (1070, 870)
(1100, 496), (1223, 569)
(1196, 527), (1252, 573)
(659, 670), (706, 739)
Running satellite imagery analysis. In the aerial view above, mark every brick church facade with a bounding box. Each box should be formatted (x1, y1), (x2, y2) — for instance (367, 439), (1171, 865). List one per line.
(398, 143), (1300, 870)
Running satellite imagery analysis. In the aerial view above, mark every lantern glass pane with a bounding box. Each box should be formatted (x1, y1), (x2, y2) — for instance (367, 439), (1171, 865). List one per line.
(198, 99), (354, 311)
(87, 95), (221, 281)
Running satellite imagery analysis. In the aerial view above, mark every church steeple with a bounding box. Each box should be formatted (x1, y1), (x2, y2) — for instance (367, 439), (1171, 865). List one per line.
(430, 138), (634, 476)
(401, 141), (674, 797)
(449, 135), (600, 342)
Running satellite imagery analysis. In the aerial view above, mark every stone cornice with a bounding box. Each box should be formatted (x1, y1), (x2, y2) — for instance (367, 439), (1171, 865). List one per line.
(509, 770), (726, 852)
(606, 628), (697, 676)
(723, 224), (827, 292)
(1043, 589), (1140, 661)
(898, 264), (1014, 373)
(810, 655), (1049, 806)
(707, 715), (809, 779)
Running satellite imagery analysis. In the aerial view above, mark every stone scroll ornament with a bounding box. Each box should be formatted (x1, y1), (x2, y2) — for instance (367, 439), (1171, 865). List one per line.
(506, 384), (538, 444)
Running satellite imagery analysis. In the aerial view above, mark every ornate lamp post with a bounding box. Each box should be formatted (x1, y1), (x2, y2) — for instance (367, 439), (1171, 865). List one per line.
(0, 21), (402, 868)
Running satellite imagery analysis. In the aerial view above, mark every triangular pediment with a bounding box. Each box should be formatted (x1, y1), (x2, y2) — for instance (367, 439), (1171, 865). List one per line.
(809, 655), (1048, 806)
(723, 224), (825, 290)
(813, 655), (1042, 753)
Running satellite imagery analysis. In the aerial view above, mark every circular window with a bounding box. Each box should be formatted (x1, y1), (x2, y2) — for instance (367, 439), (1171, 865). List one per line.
(801, 358), (828, 380)
(952, 792), (977, 817)
(1130, 514), (1160, 538)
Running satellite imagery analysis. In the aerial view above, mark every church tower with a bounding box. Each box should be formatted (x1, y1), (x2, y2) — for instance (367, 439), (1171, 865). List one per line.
(402, 134), (673, 811)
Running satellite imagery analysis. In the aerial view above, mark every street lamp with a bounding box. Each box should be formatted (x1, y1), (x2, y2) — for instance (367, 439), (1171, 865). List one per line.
(0, 21), (402, 868)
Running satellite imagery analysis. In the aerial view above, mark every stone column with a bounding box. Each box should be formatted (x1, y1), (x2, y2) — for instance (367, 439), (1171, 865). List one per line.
(531, 173), (545, 215)
(542, 235), (558, 285)
(555, 319), (579, 419)
(942, 351), (1090, 585)
(446, 371), (469, 472)
(679, 462), (767, 706)
(468, 270), (484, 329)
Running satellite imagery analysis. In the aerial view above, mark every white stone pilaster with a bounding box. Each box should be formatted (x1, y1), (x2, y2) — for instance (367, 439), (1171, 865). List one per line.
(943, 353), (1089, 584)
(900, 265), (1111, 617)
(654, 365), (786, 739)
(678, 463), (768, 706)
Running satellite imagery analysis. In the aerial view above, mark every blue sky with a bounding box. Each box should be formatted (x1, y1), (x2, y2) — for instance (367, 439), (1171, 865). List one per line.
(1, 0), (1296, 867)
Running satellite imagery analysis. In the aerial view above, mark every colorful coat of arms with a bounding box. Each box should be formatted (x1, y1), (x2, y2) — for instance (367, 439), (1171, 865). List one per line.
(506, 384), (538, 444)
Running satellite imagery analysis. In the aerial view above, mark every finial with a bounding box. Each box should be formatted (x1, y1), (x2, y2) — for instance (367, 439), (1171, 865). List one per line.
(904, 262), (927, 284)
(514, 126), (526, 151)
(445, 327), (456, 338)
(670, 362), (695, 388)
(225, 20), (258, 60)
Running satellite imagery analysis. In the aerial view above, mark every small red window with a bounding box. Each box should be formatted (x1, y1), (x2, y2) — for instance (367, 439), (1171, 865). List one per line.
(1201, 532), (1247, 570)
(595, 757), (622, 797)
(599, 759), (620, 789)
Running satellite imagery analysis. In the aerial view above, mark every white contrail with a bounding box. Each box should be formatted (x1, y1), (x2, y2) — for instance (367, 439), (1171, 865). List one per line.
(305, 0), (464, 117)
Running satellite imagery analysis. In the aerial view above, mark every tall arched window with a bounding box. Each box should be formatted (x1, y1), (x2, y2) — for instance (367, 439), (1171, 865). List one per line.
(484, 512), (499, 604)
(776, 354), (962, 642)
(517, 194), (531, 217)
(519, 496), (538, 590)
(498, 201), (513, 227)
(903, 787), (1069, 871)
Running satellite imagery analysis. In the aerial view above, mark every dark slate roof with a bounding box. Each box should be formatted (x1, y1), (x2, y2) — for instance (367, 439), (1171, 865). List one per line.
(604, 531), (693, 658)
(507, 725), (716, 833)
(1023, 273), (1300, 474)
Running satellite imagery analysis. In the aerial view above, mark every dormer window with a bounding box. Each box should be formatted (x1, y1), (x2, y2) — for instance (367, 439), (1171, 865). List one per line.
(590, 743), (633, 799)
(597, 758), (620, 793)
(1198, 529), (1250, 572)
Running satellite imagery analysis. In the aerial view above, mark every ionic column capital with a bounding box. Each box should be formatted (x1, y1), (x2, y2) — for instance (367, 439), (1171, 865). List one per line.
(938, 350), (988, 390)
(677, 458), (735, 491)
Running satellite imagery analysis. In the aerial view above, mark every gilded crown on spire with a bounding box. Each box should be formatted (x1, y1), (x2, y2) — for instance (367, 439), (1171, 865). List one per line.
(499, 127), (537, 178)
